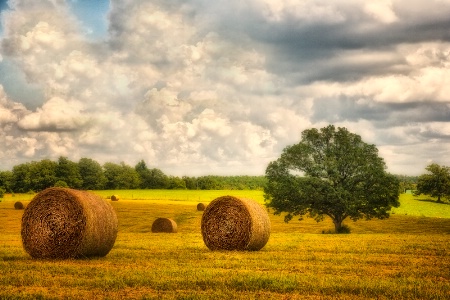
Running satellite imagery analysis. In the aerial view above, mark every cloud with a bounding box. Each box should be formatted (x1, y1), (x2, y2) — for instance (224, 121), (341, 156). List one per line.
(0, 0), (450, 175)
(364, 1), (398, 24)
(221, 0), (450, 85)
(0, 85), (26, 124)
(17, 96), (89, 131)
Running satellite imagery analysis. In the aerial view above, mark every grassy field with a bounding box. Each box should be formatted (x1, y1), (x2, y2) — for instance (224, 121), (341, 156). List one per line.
(1, 190), (449, 299)
(93, 189), (266, 203)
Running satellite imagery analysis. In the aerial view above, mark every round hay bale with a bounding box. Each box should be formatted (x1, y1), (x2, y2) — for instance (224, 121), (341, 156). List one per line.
(151, 218), (177, 233)
(21, 187), (118, 259)
(14, 201), (25, 210)
(110, 195), (119, 201)
(201, 196), (270, 251)
(197, 203), (206, 211)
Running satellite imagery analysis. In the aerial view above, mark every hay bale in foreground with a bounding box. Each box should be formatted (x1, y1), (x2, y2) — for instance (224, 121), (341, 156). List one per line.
(21, 187), (118, 259)
(111, 195), (119, 201)
(197, 203), (206, 211)
(14, 201), (25, 210)
(201, 196), (270, 251)
(151, 218), (177, 233)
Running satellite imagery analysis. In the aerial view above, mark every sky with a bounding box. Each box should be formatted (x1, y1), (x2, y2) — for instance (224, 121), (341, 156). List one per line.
(0, 0), (449, 176)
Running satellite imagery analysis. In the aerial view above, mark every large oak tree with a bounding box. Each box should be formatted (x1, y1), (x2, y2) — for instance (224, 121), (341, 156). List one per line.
(264, 125), (400, 232)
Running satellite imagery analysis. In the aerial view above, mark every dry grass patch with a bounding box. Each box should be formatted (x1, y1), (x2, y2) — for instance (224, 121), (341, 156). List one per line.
(2, 191), (450, 299)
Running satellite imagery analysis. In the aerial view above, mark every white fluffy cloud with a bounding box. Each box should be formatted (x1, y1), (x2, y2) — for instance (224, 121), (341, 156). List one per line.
(0, 0), (449, 175)
(17, 96), (89, 131)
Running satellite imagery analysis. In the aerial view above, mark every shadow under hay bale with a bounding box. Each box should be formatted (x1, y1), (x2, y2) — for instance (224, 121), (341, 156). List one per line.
(201, 196), (270, 251)
(21, 187), (118, 259)
(14, 201), (25, 210)
(197, 203), (206, 211)
(111, 195), (119, 201)
(151, 218), (177, 233)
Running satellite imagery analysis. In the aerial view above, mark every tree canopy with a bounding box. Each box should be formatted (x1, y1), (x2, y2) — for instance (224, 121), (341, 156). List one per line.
(78, 158), (106, 190)
(57, 156), (82, 189)
(104, 162), (141, 190)
(264, 125), (400, 232)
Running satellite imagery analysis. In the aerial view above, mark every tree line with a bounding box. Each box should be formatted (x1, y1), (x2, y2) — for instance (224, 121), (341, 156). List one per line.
(0, 156), (445, 201)
(0, 157), (267, 194)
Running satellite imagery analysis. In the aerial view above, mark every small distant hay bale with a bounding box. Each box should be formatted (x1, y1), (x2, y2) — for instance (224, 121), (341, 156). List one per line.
(197, 203), (206, 211)
(14, 201), (25, 210)
(21, 187), (118, 259)
(111, 195), (119, 201)
(201, 196), (270, 251)
(151, 218), (177, 233)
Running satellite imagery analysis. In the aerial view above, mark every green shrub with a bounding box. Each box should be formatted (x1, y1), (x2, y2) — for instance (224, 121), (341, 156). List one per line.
(336, 224), (351, 234)
(54, 180), (69, 188)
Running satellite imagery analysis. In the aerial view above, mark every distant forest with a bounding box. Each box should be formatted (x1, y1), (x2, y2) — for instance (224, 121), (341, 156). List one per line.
(0, 157), (267, 193)
(0, 157), (417, 194)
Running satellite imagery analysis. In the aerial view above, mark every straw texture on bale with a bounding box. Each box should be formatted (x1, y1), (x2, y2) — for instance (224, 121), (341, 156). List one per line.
(151, 218), (177, 233)
(111, 195), (119, 201)
(197, 203), (206, 211)
(201, 196), (270, 251)
(21, 187), (118, 259)
(14, 201), (25, 210)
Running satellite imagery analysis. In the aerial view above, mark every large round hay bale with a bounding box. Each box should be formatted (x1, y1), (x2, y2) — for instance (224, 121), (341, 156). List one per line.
(111, 195), (119, 201)
(197, 203), (206, 211)
(21, 187), (118, 259)
(201, 196), (270, 251)
(151, 218), (177, 233)
(14, 201), (25, 210)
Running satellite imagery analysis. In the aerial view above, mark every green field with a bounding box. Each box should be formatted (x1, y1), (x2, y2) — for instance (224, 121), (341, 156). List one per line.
(391, 193), (450, 218)
(1, 190), (449, 299)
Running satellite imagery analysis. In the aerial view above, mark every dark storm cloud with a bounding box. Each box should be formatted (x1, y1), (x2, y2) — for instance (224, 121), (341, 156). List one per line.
(263, 20), (450, 83)
(312, 97), (450, 126)
(194, 0), (450, 84)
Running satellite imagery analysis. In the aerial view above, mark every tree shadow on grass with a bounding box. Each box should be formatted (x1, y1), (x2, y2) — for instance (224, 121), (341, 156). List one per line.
(415, 198), (450, 205)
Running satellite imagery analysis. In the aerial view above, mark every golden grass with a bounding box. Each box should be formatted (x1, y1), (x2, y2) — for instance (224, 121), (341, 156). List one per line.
(0, 192), (449, 299)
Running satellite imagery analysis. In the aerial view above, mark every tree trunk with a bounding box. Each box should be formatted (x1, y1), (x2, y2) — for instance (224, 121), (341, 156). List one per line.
(333, 218), (343, 233)
(437, 195), (442, 203)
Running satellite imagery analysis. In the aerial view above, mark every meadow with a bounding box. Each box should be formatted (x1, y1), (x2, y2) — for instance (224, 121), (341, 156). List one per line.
(0, 190), (449, 299)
